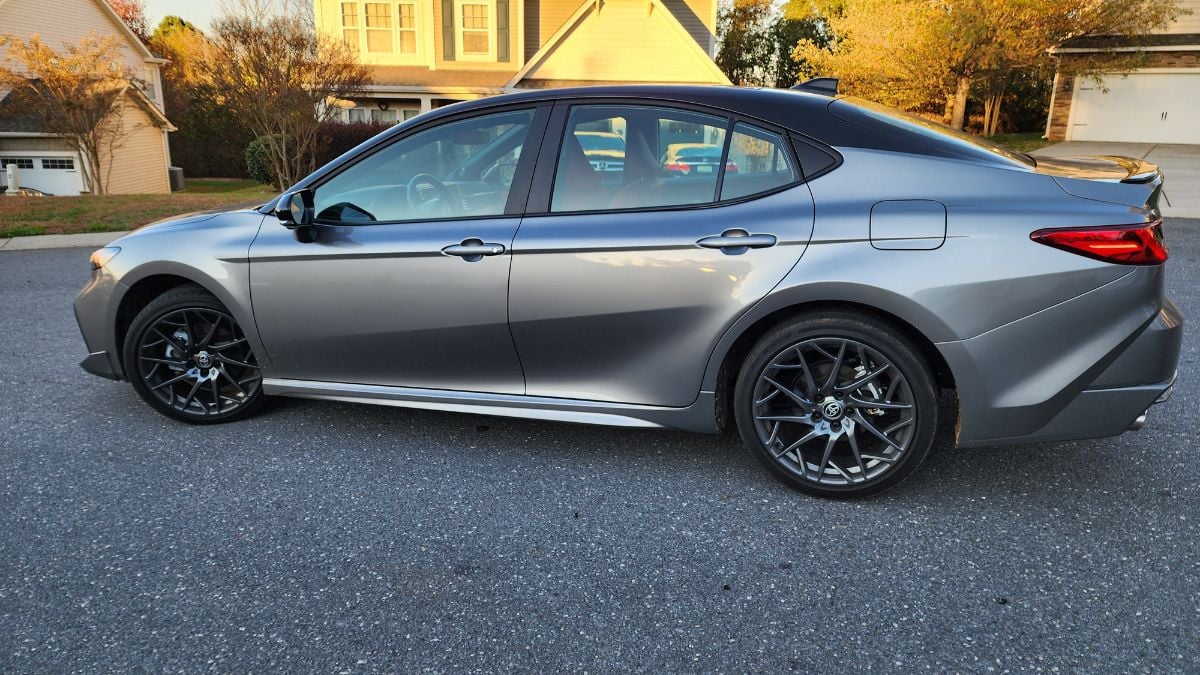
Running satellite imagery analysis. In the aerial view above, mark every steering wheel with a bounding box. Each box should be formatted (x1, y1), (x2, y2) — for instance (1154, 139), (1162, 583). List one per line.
(406, 173), (458, 216)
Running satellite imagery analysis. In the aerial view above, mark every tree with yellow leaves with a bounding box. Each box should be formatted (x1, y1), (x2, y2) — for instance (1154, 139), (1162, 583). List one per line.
(0, 34), (142, 194)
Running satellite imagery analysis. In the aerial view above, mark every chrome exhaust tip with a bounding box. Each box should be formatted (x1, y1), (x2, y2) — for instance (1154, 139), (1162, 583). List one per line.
(1128, 412), (1148, 432)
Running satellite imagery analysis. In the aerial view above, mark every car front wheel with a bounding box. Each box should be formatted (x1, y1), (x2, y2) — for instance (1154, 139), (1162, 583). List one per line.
(122, 284), (266, 424)
(734, 312), (939, 498)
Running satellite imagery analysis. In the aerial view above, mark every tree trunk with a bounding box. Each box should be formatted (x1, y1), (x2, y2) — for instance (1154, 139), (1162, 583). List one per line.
(950, 75), (971, 131)
(987, 95), (1003, 136)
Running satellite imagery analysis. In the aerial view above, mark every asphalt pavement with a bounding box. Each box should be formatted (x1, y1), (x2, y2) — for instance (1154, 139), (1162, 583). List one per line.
(1, 220), (1198, 672)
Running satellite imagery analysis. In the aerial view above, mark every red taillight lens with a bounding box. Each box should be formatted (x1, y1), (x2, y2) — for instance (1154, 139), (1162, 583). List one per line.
(725, 161), (739, 173)
(664, 162), (689, 173)
(1030, 220), (1167, 265)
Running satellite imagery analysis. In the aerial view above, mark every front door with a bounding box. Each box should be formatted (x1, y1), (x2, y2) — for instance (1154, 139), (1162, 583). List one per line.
(249, 107), (545, 394)
(508, 103), (816, 407)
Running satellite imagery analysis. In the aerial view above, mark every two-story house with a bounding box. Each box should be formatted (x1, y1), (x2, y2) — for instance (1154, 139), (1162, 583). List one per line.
(0, 0), (174, 194)
(314, 0), (729, 122)
(1045, 0), (1200, 144)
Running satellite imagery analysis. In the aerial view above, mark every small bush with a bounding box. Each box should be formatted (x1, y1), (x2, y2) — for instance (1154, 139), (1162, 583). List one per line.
(244, 135), (281, 186)
(316, 121), (394, 167)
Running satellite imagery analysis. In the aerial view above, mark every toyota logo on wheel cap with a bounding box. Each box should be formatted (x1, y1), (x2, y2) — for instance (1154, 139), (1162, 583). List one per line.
(195, 351), (213, 368)
(822, 400), (844, 420)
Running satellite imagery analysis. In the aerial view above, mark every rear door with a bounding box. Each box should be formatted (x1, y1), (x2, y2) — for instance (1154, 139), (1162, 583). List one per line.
(508, 101), (816, 407)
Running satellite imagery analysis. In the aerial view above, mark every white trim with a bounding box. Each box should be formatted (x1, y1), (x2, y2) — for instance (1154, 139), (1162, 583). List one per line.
(1044, 70), (1060, 139)
(339, 1), (429, 64)
(360, 84), (505, 94)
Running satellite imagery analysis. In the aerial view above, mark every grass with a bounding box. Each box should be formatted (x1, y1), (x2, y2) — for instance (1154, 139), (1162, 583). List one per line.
(0, 178), (276, 238)
(991, 132), (1052, 153)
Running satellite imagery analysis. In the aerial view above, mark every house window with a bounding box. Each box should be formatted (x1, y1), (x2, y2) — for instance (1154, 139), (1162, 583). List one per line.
(1, 158), (34, 170)
(42, 158), (75, 170)
(341, 2), (360, 51)
(347, 107), (369, 123)
(371, 108), (400, 124)
(365, 3), (393, 52)
(455, 0), (494, 59)
(397, 2), (418, 54)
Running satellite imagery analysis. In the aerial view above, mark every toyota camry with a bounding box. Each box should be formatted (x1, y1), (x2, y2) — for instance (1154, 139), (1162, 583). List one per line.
(74, 81), (1183, 497)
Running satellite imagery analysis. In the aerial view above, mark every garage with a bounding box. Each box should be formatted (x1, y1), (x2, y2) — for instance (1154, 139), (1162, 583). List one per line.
(1067, 70), (1200, 144)
(0, 153), (87, 196)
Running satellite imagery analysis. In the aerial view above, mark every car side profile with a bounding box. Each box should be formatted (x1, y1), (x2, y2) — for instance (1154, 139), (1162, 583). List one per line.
(74, 82), (1182, 498)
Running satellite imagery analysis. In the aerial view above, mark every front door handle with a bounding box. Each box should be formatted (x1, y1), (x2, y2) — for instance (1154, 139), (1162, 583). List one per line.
(442, 238), (506, 261)
(697, 229), (778, 250)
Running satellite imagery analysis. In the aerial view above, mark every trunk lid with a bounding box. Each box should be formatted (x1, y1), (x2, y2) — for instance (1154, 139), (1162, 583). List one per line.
(1032, 154), (1165, 214)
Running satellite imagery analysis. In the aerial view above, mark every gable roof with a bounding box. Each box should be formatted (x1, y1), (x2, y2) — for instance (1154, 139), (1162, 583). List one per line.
(0, 0), (163, 63)
(507, 0), (729, 89)
(0, 81), (175, 135)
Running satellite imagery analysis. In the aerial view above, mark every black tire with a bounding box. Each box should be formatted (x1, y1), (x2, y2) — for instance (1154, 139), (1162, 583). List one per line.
(733, 311), (939, 498)
(123, 284), (267, 424)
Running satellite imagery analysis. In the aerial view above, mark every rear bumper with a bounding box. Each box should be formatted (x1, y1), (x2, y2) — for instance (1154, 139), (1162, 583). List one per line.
(942, 268), (1182, 447)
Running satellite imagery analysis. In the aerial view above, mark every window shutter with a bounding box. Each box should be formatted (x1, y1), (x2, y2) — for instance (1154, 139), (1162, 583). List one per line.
(496, 0), (510, 62)
(442, 0), (456, 60)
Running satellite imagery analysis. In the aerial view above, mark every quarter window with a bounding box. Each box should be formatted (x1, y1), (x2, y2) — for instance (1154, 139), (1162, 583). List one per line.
(721, 123), (797, 201)
(550, 105), (728, 213)
(313, 109), (535, 224)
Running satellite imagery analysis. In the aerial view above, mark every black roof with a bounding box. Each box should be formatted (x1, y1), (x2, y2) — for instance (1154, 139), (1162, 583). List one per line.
(0, 90), (46, 134)
(1058, 32), (1200, 51)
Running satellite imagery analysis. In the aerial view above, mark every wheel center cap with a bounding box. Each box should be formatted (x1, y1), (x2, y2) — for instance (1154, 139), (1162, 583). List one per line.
(195, 351), (213, 368)
(821, 399), (844, 420)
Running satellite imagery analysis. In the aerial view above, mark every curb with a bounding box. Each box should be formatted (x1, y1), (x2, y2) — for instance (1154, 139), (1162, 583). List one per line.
(0, 231), (130, 252)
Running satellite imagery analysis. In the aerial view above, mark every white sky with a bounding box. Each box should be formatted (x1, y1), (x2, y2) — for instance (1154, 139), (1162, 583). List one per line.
(143, 0), (295, 33)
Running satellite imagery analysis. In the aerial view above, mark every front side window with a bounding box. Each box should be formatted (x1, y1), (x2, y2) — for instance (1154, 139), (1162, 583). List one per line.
(313, 109), (534, 224)
(721, 123), (797, 201)
(551, 105), (728, 213)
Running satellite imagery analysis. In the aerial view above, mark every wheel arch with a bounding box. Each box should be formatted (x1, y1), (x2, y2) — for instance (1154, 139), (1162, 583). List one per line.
(112, 262), (261, 377)
(706, 289), (957, 432)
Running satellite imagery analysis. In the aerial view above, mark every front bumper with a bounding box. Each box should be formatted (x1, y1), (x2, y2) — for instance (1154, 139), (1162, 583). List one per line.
(74, 267), (126, 381)
(80, 351), (122, 380)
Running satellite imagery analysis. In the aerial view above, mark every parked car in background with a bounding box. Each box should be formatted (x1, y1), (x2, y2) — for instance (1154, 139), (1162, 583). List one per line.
(74, 83), (1181, 498)
(574, 131), (626, 173)
(661, 142), (734, 175)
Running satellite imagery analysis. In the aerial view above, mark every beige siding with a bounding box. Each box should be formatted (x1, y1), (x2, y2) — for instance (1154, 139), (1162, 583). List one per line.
(101, 97), (170, 194)
(0, 137), (72, 152)
(520, 0), (726, 84)
(1160, 0), (1200, 34)
(0, 0), (149, 71)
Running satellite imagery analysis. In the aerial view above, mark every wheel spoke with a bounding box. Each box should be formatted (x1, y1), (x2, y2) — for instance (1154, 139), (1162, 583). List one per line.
(847, 425), (868, 480)
(199, 313), (222, 348)
(761, 376), (813, 411)
(149, 372), (191, 390)
(815, 434), (837, 479)
(819, 340), (847, 394)
(220, 367), (248, 396)
(217, 355), (259, 370)
(848, 395), (912, 410)
(794, 346), (818, 398)
(755, 414), (817, 425)
(179, 378), (205, 412)
(853, 411), (903, 451)
(151, 327), (187, 355)
(774, 428), (821, 459)
(140, 356), (188, 367)
(836, 363), (891, 393)
(210, 337), (247, 352)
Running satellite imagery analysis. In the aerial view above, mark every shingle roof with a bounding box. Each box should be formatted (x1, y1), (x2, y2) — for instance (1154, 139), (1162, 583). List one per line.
(0, 90), (47, 134)
(366, 66), (516, 89)
(1057, 32), (1200, 50)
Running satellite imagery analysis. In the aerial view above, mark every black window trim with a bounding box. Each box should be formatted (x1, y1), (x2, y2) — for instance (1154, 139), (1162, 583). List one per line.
(523, 97), (809, 218)
(306, 101), (553, 228)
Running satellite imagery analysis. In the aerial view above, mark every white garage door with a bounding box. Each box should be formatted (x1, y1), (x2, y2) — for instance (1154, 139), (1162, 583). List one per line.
(1, 154), (86, 196)
(1071, 72), (1200, 144)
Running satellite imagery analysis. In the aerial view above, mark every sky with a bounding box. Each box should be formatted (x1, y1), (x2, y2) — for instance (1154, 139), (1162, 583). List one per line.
(142, 0), (294, 32)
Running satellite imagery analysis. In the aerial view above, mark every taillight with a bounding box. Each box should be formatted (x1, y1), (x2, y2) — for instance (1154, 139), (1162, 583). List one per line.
(1030, 219), (1167, 265)
(725, 161), (739, 173)
(664, 162), (689, 174)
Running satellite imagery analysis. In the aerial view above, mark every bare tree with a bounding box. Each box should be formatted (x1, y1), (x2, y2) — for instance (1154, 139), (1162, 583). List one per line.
(202, 0), (370, 190)
(0, 34), (143, 194)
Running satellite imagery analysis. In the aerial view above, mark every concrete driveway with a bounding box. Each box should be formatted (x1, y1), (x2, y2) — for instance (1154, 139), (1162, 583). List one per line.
(1035, 142), (1200, 218)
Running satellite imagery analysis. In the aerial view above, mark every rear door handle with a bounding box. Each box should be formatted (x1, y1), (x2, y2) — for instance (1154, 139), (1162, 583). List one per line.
(697, 229), (778, 250)
(442, 238), (506, 260)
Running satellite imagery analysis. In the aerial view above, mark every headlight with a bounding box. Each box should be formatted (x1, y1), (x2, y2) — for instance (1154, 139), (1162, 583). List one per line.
(89, 246), (121, 270)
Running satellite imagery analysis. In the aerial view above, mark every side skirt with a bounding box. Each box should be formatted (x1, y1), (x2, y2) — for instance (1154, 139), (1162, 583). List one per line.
(262, 378), (721, 433)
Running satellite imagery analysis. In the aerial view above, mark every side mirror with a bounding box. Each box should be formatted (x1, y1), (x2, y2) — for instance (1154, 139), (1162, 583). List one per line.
(275, 188), (319, 243)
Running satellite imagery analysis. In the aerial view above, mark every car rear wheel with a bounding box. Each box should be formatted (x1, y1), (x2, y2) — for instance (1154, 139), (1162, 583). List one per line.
(123, 284), (266, 424)
(734, 312), (938, 498)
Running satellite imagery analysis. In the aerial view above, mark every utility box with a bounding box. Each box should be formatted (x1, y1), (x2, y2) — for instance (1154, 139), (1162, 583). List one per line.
(4, 164), (18, 196)
(168, 166), (185, 192)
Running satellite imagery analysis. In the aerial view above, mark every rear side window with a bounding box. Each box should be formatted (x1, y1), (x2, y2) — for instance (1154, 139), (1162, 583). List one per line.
(551, 105), (728, 212)
(721, 123), (797, 201)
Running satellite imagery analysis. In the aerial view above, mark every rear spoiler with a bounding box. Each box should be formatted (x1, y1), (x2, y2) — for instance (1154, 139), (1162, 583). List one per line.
(1106, 156), (1161, 184)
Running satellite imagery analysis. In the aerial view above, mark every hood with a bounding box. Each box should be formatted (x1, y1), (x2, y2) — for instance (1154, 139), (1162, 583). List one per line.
(1032, 154), (1164, 213)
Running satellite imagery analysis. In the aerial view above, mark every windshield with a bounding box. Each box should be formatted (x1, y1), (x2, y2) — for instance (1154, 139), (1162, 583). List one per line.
(832, 97), (1035, 168)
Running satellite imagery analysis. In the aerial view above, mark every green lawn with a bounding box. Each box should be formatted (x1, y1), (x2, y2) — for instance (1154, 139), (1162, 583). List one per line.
(991, 132), (1053, 153)
(0, 178), (276, 238)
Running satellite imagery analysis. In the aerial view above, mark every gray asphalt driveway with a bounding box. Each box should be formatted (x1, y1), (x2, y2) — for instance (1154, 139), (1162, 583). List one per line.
(1, 221), (1198, 672)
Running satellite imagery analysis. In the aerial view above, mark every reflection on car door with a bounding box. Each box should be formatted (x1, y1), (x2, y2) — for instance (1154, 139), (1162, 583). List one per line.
(507, 102), (817, 407)
(249, 106), (548, 394)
